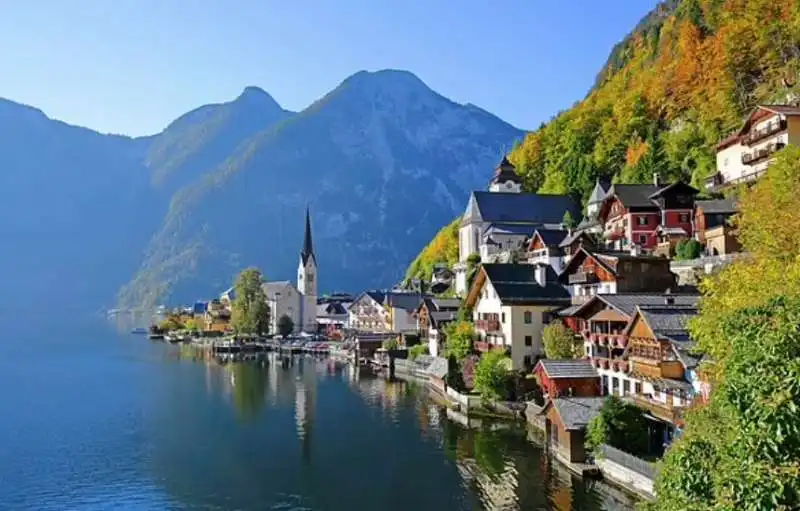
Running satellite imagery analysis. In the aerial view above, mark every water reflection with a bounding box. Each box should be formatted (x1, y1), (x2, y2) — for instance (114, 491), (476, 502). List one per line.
(153, 350), (637, 510)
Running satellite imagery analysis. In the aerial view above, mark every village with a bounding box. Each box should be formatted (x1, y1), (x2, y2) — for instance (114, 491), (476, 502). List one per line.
(144, 103), (798, 500)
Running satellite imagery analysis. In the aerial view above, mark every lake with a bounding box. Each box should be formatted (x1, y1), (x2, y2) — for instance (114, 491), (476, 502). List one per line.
(0, 318), (638, 510)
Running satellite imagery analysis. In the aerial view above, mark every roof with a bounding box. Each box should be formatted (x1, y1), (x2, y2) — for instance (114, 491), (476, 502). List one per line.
(317, 302), (348, 316)
(300, 206), (316, 266)
(657, 226), (688, 236)
(573, 293), (699, 319)
(537, 359), (598, 379)
(481, 263), (570, 305)
(429, 297), (461, 311)
(716, 132), (741, 150)
(262, 280), (295, 299)
(588, 178), (610, 204)
(648, 181), (700, 199)
(463, 191), (580, 226)
(533, 228), (568, 248)
(762, 104), (800, 116)
(637, 305), (698, 343)
(608, 184), (661, 208)
(696, 199), (738, 215)
(427, 357), (449, 379)
(385, 292), (425, 312)
(558, 248), (671, 283)
(483, 223), (537, 238)
(558, 230), (595, 249)
(220, 287), (236, 299)
(548, 397), (606, 430)
(359, 290), (387, 306)
(558, 304), (583, 317)
(490, 156), (523, 185)
(193, 301), (208, 314)
(429, 310), (458, 327)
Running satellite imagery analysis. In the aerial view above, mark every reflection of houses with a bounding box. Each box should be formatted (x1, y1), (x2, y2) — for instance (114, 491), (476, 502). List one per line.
(466, 263), (570, 370)
(709, 105), (800, 191)
(534, 359), (601, 398)
(453, 157), (579, 296)
(558, 248), (676, 303)
(416, 297), (460, 357)
(262, 281), (302, 334)
(542, 397), (605, 463)
(597, 180), (698, 251)
(694, 199), (740, 255)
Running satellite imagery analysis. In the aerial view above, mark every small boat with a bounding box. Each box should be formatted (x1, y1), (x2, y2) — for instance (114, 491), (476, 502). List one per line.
(131, 327), (148, 335)
(148, 334), (165, 340)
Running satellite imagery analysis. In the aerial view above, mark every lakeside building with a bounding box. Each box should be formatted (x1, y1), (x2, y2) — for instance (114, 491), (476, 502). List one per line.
(415, 297), (460, 357)
(709, 104), (800, 191)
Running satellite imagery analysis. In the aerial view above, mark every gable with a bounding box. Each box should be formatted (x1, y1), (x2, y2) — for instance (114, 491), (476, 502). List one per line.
(599, 195), (625, 222)
(464, 267), (489, 309)
(461, 193), (482, 226)
(626, 311), (656, 340)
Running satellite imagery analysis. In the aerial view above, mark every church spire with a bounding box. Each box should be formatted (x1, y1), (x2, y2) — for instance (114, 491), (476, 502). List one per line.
(301, 206), (315, 265)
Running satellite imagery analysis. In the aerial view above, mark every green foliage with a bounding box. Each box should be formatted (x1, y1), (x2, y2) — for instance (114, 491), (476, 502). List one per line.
(183, 318), (200, 332)
(230, 268), (270, 334)
(562, 210), (576, 229)
(382, 338), (399, 351)
(277, 314), (294, 337)
(404, 218), (459, 283)
(408, 344), (428, 360)
(675, 238), (703, 260)
(466, 253), (482, 291)
(473, 351), (511, 401)
(585, 395), (649, 456)
(443, 321), (474, 361)
(158, 315), (183, 332)
(542, 320), (582, 359)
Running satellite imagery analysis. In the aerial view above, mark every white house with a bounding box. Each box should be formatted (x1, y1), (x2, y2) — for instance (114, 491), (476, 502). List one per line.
(348, 291), (391, 331)
(464, 263), (571, 370)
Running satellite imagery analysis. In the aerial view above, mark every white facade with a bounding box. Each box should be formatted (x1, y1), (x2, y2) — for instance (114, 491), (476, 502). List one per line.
(297, 256), (317, 332)
(263, 281), (302, 334)
(348, 293), (390, 331)
(570, 281), (617, 300)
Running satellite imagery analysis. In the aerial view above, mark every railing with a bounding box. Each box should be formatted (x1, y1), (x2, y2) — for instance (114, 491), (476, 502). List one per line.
(742, 142), (785, 165)
(743, 118), (787, 146)
(475, 319), (501, 332)
(474, 340), (505, 353)
(568, 271), (599, 284)
(629, 393), (685, 424)
(584, 332), (628, 348)
(598, 444), (656, 479)
(591, 357), (630, 373)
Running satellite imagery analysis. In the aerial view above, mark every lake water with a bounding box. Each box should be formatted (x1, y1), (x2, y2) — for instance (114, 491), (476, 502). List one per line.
(0, 318), (638, 510)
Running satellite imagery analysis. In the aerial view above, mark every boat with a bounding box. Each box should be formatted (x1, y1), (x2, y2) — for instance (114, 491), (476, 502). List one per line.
(131, 327), (148, 334)
(148, 334), (165, 340)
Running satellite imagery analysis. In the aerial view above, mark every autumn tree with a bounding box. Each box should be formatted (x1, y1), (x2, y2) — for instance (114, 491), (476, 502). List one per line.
(543, 320), (582, 359)
(230, 268), (270, 334)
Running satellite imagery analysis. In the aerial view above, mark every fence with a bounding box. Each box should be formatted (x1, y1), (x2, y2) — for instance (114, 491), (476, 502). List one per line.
(598, 444), (656, 479)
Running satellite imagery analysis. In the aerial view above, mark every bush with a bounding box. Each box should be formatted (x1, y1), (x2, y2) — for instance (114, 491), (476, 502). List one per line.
(382, 338), (399, 350)
(674, 239), (703, 260)
(542, 320), (582, 359)
(473, 351), (512, 401)
(408, 344), (428, 360)
(585, 395), (649, 455)
(443, 321), (474, 360)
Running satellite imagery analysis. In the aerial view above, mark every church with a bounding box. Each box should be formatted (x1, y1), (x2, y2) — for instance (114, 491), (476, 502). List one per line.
(261, 208), (318, 333)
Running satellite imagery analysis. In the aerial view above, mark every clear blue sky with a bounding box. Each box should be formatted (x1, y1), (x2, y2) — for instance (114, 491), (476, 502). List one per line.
(0, 1), (654, 136)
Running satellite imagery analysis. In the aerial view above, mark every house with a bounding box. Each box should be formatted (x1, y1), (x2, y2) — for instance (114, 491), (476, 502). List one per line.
(204, 300), (231, 332)
(465, 263), (571, 370)
(694, 199), (741, 255)
(220, 287), (236, 308)
(557, 230), (598, 264)
(533, 359), (601, 398)
(453, 157), (580, 295)
(709, 105), (800, 191)
(416, 297), (460, 357)
(561, 293), (699, 397)
(385, 292), (426, 333)
(541, 397), (606, 463)
(597, 179), (698, 251)
(526, 228), (570, 272)
(574, 178), (611, 234)
(624, 302), (700, 444)
(348, 291), (391, 331)
(558, 248), (677, 303)
(316, 302), (349, 329)
(653, 225), (691, 258)
(262, 281), (302, 334)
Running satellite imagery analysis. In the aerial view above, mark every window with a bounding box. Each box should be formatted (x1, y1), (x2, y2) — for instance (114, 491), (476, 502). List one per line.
(679, 213), (690, 223)
(524, 311), (532, 324)
(636, 216), (649, 226)
(638, 234), (647, 244)
(623, 380), (631, 396)
(612, 377), (619, 395)
(523, 355), (532, 368)
(602, 375), (609, 395)
(501, 312), (506, 324)
(525, 335), (532, 347)
(635, 382), (642, 394)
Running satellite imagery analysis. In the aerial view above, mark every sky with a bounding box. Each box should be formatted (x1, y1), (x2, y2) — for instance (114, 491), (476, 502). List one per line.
(0, 1), (656, 136)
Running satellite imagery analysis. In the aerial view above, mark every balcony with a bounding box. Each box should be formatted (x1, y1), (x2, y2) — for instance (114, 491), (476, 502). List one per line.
(629, 393), (685, 425)
(742, 142), (785, 165)
(591, 357), (630, 373)
(743, 118), (787, 146)
(474, 340), (505, 353)
(475, 318), (501, 332)
(583, 330), (627, 348)
(568, 271), (599, 284)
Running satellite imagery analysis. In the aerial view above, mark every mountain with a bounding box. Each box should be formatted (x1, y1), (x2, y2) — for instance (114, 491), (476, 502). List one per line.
(406, 0), (800, 283)
(0, 69), (524, 314)
(118, 69), (524, 309)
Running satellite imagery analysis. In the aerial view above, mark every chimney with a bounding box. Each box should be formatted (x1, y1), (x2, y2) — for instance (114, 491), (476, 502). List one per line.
(534, 264), (548, 287)
(653, 172), (660, 187)
(630, 244), (641, 257)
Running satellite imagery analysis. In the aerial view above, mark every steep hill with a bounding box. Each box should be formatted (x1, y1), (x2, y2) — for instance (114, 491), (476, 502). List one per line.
(406, 0), (800, 282)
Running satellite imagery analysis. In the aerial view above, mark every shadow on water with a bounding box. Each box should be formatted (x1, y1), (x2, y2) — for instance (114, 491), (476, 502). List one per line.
(145, 351), (639, 511)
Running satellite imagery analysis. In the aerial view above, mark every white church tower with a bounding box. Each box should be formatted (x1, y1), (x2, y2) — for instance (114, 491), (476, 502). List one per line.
(297, 207), (318, 333)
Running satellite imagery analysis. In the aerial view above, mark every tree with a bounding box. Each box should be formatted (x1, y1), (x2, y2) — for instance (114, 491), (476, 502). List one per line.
(382, 337), (399, 351)
(542, 320), (582, 359)
(562, 210), (576, 229)
(230, 268), (270, 334)
(277, 314), (294, 337)
(473, 351), (511, 401)
(465, 253), (482, 291)
(408, 344), (428, 360)
(184, 318), (200, 332)
(443, 321), (474, 361)
(585, 395), (649, 456)
(674, 238), (703, 260)
(157, 315), (183, 332)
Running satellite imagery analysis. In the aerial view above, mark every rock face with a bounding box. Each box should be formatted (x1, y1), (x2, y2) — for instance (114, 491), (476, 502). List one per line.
(0, 70), (523, 312)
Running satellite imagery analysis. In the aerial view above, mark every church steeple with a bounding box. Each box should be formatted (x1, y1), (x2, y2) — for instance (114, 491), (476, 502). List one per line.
(301, 206), (315, 265)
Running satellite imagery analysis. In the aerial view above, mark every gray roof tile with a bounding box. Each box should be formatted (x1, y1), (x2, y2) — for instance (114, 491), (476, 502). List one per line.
(696, 199), (738, 215)
(464, 191), (580, 226)
(550, 397), (606, 430)
(483, 263), (571, 305)
(538, 359), (598, 379)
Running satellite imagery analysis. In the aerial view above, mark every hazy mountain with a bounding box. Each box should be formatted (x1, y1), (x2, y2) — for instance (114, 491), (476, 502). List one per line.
(1, 69), (523, 313)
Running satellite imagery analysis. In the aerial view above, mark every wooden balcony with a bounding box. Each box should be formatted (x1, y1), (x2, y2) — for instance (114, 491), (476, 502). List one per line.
(585, 332), (628, 348)
(629, 393), (685, 425)
(743, 118), (787, 146)
(474, 340), (505, 353)
(568, 271), (599, 284)
(742, 142), (785, 165)
(475, 318), (501, 332)
(591, 357), (630, 373)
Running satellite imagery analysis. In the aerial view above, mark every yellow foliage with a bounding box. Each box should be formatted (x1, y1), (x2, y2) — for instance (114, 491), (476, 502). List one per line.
(404, 218), (459, 283)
